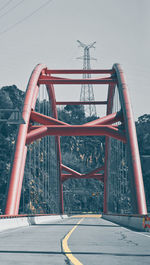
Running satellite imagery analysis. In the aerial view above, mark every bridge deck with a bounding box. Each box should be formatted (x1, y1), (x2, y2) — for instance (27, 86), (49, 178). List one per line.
(0, 216), (149, 265)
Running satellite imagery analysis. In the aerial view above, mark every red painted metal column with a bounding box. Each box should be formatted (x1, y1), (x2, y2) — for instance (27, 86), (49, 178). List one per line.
(103, 137), (109, 214)
(114, 64), (147, 215)
(103, 83), (116, 213)
(46, 84), (64, 214)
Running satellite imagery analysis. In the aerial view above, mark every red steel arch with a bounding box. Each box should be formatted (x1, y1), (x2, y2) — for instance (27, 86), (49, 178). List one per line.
(5, 63), (147, 215)
(114, 64), (147, 214)
(5, 64), (63, 215)
(104, 64), (147, 214)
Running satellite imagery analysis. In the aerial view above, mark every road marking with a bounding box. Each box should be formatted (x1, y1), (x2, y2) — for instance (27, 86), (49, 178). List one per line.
(62, 218), (84, 265)
(71, 214), (101, 218)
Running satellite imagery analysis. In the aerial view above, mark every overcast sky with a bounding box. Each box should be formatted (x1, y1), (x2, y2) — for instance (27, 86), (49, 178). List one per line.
(0, 0), (150, 120)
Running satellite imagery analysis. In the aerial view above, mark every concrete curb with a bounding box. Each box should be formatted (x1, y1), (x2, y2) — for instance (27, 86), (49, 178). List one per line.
(0, 215), (68, 232)
(102, 214), (150, 232)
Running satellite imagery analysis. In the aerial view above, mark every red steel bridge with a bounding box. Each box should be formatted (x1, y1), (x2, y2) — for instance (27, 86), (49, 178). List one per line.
(4, 63), (147, 216)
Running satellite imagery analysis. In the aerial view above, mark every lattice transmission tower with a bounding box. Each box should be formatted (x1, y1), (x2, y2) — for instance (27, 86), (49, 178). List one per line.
(77, 40), (97, 117)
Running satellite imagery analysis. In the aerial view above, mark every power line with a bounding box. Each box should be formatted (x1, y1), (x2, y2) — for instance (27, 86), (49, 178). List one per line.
(0, 0), (13, 13)
(0, 0), (25, 20)
(0, 0), (53, 37)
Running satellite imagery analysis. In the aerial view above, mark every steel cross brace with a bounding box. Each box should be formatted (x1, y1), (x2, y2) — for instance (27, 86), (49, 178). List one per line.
(61, 164), (104, 182)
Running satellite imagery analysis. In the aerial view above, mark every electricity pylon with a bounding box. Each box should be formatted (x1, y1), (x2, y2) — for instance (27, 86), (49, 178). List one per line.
(77, 40), (97, 117)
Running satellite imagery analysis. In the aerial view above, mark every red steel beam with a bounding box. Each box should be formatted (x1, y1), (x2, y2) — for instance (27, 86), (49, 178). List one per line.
(30, 111), (68, 126)
(26, 125), (126, 145)
(30, 111), (122, 128)
(45, 69), (115, 74)
(61, 165), (104, 179)
(38, 76), (117, 85)
(83, 111), (123, 126)
(61, 164), (81, 177)
(26, 126), (48, 144)
(83, 166), (105, 178)
(56, 101), (107, 105)
(107, 83), (116, 116)
(61, 174), (104, 182)
(31, 85), (39, 110)
(46, 83), (64, 214)
(103, 82), (116, 213)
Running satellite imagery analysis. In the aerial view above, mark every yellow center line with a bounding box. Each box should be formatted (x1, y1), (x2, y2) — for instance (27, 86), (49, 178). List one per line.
(71, 214), (102, 218)
(62, 218), (84, 265)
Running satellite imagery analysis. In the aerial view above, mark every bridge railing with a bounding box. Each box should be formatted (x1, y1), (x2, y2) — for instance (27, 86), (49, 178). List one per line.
(102, 213), (150, 232)
(0, 213), (68, 232)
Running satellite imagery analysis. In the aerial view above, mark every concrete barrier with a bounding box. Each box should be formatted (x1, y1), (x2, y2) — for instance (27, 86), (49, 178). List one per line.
(28, 215), (68, 225)
(0, 217), (29, 232)
(0, 215), (68, 232)
(102, 214), (150, 232)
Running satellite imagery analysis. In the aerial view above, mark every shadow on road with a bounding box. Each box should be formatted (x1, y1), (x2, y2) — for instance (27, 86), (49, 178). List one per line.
(0, 250), (149, 257)
(33, 224), (120, 227)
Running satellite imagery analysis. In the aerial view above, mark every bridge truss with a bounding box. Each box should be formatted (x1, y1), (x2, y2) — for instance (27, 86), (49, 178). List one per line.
(5, 64), (147, 215)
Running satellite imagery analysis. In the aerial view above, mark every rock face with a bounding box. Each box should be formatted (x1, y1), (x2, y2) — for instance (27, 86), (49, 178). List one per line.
(0, 85), (149, 214)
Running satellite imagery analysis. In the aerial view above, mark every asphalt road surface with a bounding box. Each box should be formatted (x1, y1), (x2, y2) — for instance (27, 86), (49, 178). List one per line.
(0, 215), (150, 265)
